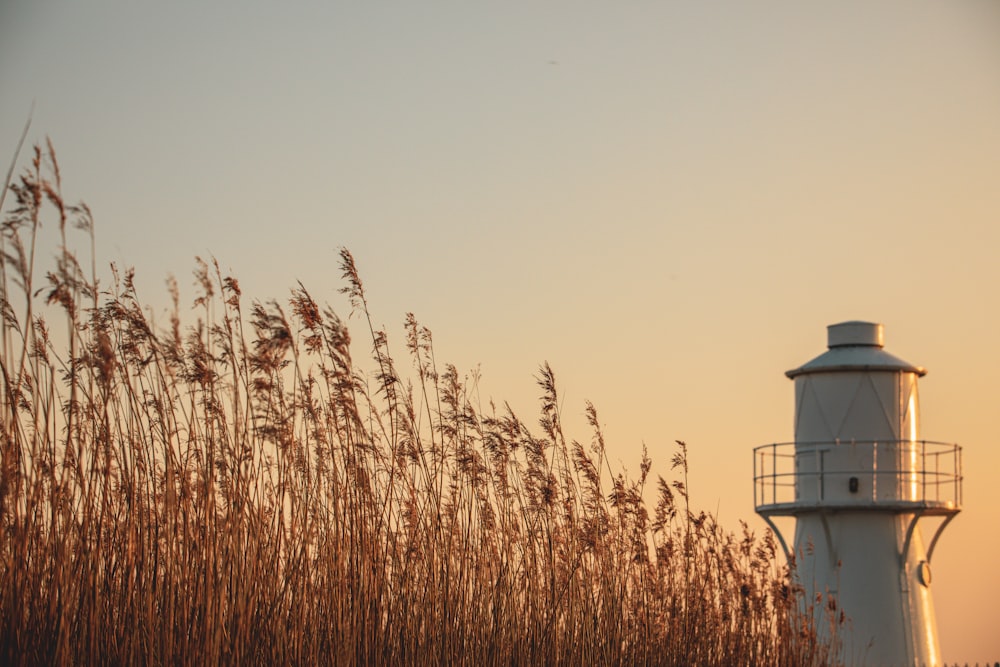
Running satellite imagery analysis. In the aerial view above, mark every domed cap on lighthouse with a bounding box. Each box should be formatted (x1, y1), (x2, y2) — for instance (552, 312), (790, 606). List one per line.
(827, 321), (883, 348)
(786, 320), (926, 378)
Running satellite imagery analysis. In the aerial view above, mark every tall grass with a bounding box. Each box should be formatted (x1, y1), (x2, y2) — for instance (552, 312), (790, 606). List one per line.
(0, 143), (841, 665)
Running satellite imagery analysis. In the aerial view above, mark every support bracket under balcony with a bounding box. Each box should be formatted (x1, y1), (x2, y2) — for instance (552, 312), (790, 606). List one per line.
(900, 508), (960, 568)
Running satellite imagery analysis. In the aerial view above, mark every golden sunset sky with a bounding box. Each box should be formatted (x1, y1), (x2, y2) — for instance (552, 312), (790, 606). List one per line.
(3, 2), (999, 661)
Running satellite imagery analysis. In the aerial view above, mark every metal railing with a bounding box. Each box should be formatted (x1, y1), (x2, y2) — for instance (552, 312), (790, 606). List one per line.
(753, 440), (962, 513)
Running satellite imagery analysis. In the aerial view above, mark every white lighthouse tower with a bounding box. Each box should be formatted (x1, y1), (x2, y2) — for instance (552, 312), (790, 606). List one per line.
(754, 321), (962, 666)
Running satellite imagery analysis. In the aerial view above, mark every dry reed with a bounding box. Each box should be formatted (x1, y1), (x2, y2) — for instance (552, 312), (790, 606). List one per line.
(0, 143), (843, 665)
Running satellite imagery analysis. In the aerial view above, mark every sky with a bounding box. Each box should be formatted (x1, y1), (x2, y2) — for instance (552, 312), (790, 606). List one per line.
(2, 1), (999, 661)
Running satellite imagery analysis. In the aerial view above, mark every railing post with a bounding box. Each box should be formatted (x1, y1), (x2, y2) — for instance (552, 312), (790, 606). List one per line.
(921, 441), (927, 503)
(955, 444), (961, 506)
(766, 445), (771, 506)
(758, 448), (764, 506)
(772, 443), (778, 505)
(932, 442), (936, 503)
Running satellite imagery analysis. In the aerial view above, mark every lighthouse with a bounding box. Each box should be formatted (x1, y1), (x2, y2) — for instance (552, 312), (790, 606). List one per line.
(754, 321), (962, 666)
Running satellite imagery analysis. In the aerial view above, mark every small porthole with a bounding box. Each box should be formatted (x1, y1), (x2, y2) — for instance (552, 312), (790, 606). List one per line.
(917, 561), (932, 587)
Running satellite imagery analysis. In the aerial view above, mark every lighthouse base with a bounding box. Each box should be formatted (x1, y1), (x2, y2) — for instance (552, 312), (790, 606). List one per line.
(793, 511), (940, 667)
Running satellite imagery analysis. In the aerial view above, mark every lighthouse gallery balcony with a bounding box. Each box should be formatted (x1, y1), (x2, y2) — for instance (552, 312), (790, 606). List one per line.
(754, 439), (962, 516)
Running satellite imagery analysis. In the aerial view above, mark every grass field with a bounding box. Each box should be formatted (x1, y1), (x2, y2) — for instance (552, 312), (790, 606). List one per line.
(0, 143), (842, 665)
